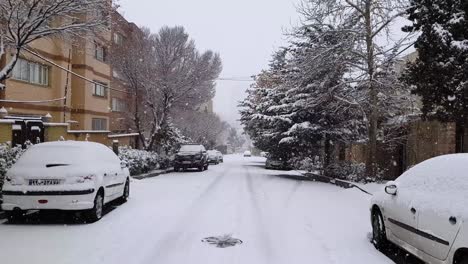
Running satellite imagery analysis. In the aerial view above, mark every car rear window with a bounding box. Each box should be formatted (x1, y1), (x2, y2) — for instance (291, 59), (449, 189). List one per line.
(15, 146), (90, 166)
(180, 145), (203, 152)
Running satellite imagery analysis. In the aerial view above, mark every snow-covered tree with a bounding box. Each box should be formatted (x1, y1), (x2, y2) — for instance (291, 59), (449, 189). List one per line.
(226, 127), (245, 153)
(298, 0), (415, 176)
(0, 0), (110, 86)
(173, 111), (229, 149)
(141, 26), (222, 152)
(402, 0), (468, 152)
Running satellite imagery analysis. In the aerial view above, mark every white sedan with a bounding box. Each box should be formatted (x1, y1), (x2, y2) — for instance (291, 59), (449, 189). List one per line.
(1, 141), (130, 223)
(371, 154), (468, 264)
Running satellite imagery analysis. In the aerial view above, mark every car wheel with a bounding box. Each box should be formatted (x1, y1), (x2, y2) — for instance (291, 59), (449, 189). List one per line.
(456, 256), (468, 264)
(204, 164), (209, 170)
(5, 210), (25, 223)
(120, 179), (130, 203)
(199, 165), (204, 171)
(371, 208), (388, 250)
(85, 191), (104, 223)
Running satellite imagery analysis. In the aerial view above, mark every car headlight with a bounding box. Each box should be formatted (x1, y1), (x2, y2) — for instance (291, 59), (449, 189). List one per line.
(6, 176), (25, 186)
(75, 175), (95, 184)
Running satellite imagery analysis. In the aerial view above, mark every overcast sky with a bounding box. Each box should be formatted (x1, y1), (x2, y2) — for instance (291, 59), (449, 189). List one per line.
(119, 0), (300, 127)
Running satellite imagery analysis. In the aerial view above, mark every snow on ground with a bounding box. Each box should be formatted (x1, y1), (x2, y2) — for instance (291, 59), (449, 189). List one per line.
(0, 155), (392, 264)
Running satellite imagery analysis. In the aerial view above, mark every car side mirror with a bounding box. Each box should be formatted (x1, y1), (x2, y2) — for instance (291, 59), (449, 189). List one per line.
(120, 161), (127, 169)
(385, 181), (398, 196)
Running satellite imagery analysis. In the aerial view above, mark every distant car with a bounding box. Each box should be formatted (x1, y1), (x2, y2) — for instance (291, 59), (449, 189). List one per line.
(243, 151), (252, 157)
(370, 154), (468, 264)
(260, 152), (268, 157)
(1, 141), (130, 223)
(174, 144), (209, 171)
(265, 157), (291, 170)
(216, 151), (224, 163)
(207, 150), (220, 164)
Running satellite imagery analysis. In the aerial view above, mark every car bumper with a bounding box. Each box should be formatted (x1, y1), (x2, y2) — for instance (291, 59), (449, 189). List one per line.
(1, 189), (96, 211)
(174, 160), (204, 168)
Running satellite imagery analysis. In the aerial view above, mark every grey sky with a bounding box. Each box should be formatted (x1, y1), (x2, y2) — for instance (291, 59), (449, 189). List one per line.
(119, 0), (299, 127)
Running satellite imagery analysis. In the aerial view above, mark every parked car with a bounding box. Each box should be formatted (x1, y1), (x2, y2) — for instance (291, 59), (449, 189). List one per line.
(243, 151), (252, 157)
(207, 150), (220, 164)
(216, 151), (224, 163)
(1, 141), (130, 223)
(260, 151), (269, 157)
(174, 144), (209, 171)
(370, 154), (468, 264)
(265, 156), (291, 170)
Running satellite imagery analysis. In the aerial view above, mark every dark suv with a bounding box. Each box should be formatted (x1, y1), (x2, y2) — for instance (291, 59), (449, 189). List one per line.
(174, 144), (209, 172)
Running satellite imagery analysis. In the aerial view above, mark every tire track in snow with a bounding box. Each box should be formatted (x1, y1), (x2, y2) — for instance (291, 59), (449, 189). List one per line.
(243, 165), (276, 264)
(142, 167), (233, 263)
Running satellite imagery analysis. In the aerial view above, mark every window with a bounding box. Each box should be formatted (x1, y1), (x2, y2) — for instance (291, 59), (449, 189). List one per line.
(113, 33), (124, 45)
(93, 82), (107, 97)
(95, 43), (106, 62)
(112, 98), (126, 112)
(12, 58), (49, 86)
(92, 118), (107, 131)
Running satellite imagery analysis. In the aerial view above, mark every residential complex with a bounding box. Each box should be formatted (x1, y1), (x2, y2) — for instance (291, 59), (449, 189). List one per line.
(0, 10), (138, 146)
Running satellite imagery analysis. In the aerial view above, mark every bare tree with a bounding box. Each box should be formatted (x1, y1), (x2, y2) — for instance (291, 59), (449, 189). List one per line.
(299, 0), (415, 176)
(141, 26), (222, 152)
(0, 0), (110, 86)
(109, 26), (153, 147)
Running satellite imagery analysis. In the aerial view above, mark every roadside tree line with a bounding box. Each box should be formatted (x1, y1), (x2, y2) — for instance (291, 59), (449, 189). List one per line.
(240, 0), (468, 180)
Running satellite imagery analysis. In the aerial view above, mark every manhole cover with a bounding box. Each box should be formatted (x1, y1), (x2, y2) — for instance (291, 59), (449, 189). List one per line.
(202, 234), (243, 248)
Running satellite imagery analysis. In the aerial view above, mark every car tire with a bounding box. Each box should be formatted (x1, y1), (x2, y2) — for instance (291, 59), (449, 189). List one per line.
(204, 164), (209, 170)
(119, 179), (130, 203)
(371, 208), (388, 250)
(85, 191), (104, 223)
(198, 165), (204, 171)
(5, 210), (25, 223)
(457, 257), (468, 264)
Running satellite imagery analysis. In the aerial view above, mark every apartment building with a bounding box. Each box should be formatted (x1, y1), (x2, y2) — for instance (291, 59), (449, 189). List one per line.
(109, 11), (142, 134)
(0, 35), (113, 133)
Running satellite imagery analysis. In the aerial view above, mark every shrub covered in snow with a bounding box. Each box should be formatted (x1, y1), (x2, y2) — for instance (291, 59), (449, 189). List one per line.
(118, 146), (160, 176)
(0, 143), (27, 190)
(290, 157), (322, 173)
(325, 161), (367, 182)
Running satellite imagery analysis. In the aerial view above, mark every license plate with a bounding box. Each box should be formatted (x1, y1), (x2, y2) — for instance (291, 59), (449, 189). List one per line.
(29, 179), (61, 186)
(182, 161), (192, 164)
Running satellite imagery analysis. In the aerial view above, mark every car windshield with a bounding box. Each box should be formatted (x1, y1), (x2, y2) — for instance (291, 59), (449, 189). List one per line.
(179, 145), (203, 152)
(15, 146), (87, 167)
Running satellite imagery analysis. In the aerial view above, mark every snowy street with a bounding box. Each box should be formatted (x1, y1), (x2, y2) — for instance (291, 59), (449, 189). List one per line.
(0, 155), (392, 264)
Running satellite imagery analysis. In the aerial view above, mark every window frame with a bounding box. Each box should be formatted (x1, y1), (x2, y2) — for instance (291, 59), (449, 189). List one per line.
(92, 118), (108, 131)
(12, 58), (49, 86)
(95, 42), (106, 62)
(93, 82), (108, 98)
(111, 97), (126, 112)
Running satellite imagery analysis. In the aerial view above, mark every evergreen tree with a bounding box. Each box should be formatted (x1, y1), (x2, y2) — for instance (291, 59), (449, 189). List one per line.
(402, 0), (468, 152)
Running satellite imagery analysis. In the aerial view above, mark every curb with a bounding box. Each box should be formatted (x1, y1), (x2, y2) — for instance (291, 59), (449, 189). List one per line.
(303, 172), (372, 195)
(132, 168), (173, 180)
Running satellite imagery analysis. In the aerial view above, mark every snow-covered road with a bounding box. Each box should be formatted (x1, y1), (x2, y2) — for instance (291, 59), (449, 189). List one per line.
(0, 155), (392, 264)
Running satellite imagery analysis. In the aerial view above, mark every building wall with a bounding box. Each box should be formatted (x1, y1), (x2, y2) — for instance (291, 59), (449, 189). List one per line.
(345, 120), (457, 180)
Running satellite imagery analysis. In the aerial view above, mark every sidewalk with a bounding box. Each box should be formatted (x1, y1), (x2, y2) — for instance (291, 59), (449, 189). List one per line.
(131, 167), (174, 180)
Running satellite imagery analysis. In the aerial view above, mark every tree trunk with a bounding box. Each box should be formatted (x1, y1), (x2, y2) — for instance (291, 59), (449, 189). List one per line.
(456, 120), (466, 153)
(364, 0), (378, 178)
(324, 136), (332, 170)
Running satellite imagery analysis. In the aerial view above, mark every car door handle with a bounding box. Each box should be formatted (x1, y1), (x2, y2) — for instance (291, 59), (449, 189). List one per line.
(411, 208), (416, 214)
(449, 217), (457, 225)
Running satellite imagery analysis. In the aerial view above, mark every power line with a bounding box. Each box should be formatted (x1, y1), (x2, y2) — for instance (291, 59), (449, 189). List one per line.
(217, 77), (254, 82)
(0, 97), (66, 104)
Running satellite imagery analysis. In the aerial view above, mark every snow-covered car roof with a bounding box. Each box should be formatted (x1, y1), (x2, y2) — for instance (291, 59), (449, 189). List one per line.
(397, 154), (468, 217)
(13, 141), (119, 167)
